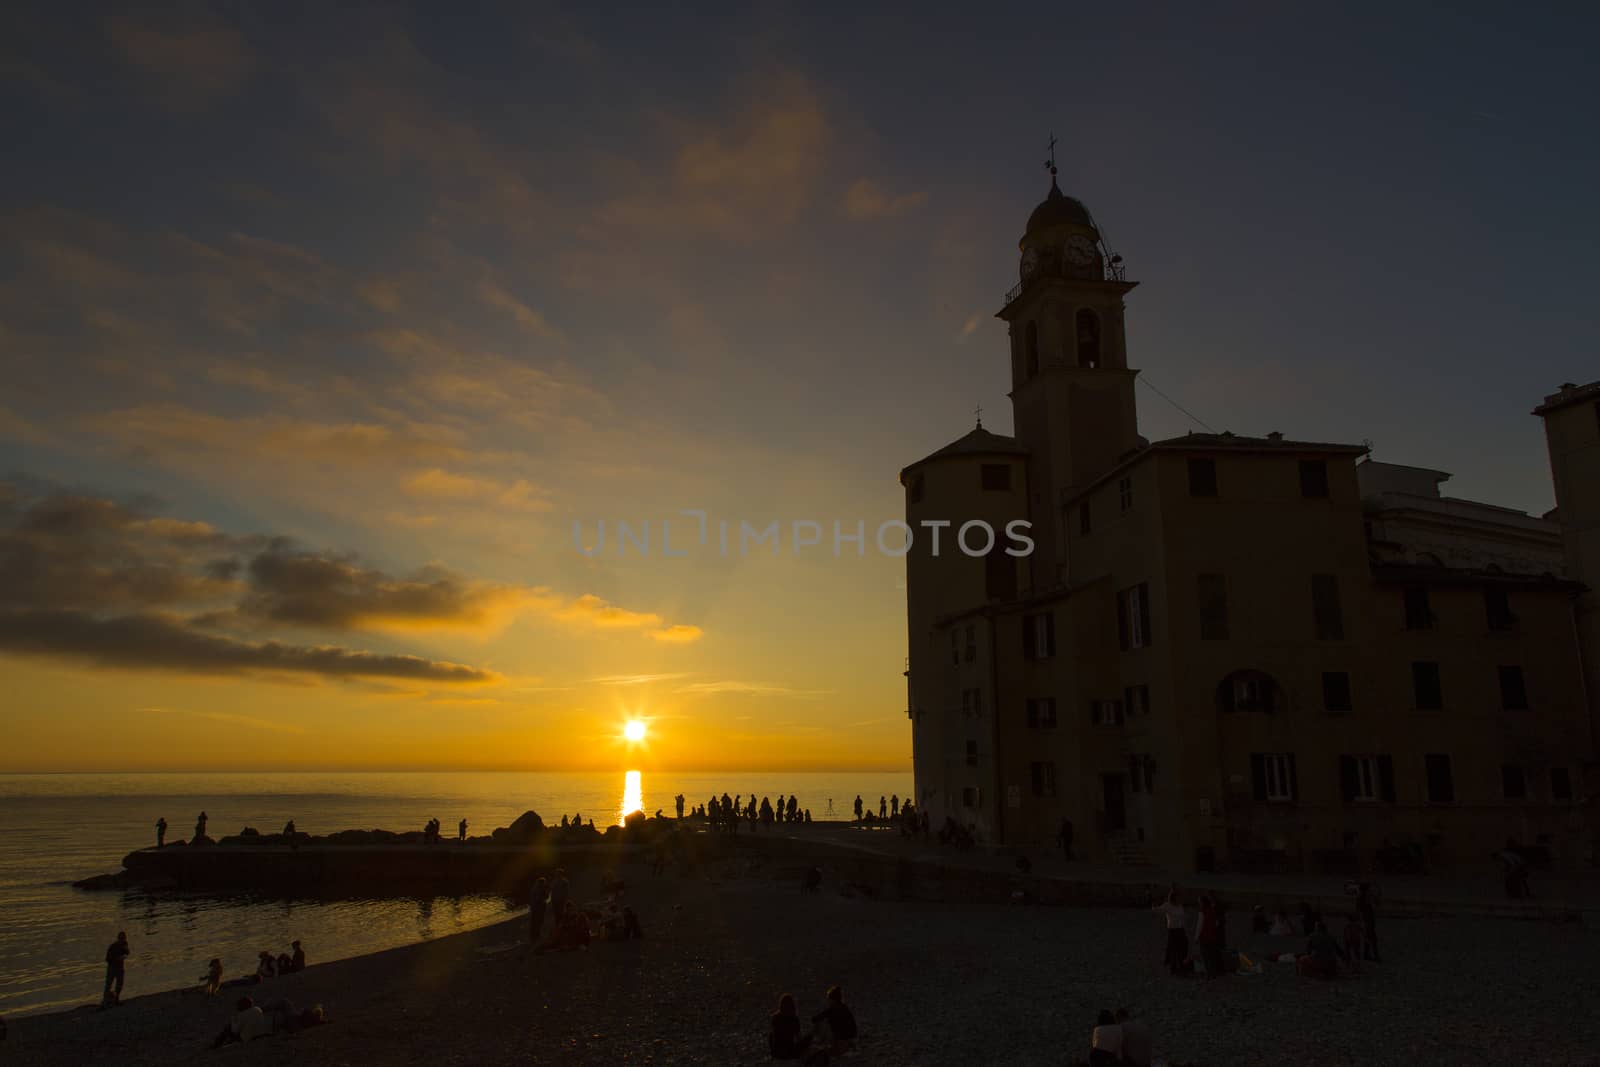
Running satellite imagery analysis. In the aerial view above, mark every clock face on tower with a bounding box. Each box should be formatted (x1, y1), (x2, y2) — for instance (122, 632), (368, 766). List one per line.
(1064, 234), (1097, 271)
(1020, 246), (1039, 280)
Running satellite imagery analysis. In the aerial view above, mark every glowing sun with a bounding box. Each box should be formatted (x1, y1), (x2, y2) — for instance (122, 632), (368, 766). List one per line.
(623, 719), (647, 742)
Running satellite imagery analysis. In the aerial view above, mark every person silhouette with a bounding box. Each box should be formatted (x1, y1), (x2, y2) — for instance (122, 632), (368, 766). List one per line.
(102, 931), (130, 1007)
(675, 793), (685, 819)
(458, 818), (467, 841)
(195, 811), (208, 841)
(853, 795), (863, 822)
(879, 796), (887, 819)
(891, 795), (900, 817)
(283, 819), (295, 836)
(155, 817), (167, 848)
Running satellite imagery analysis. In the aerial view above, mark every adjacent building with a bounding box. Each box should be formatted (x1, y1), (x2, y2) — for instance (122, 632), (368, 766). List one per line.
(901, 175), (1599, 874)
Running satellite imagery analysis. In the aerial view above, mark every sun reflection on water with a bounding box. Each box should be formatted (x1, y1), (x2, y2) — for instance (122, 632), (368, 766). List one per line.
(620, 770), (643, 825)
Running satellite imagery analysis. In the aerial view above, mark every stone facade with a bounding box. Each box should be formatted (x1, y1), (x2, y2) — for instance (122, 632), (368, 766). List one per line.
(901, 180), (1599, 875)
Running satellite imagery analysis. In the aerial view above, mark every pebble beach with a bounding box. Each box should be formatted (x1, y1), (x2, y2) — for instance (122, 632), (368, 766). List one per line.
(8, 853), (1600, 1066)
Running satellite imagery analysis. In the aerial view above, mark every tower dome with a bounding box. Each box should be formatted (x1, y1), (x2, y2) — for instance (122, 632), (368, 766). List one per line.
(1022, 175), (1095, 244)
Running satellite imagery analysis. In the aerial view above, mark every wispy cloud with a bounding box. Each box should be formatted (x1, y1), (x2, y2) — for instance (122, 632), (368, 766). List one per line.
(140, 706), (305, 735)
(588, 672), (695, 686)
(675, 680), (830, 698)
(103, 14), (255, 106)
(598, 73), (830, 243)
(842, 179), (928, 220)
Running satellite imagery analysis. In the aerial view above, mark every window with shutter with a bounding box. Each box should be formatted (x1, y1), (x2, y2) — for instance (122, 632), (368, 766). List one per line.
(1404, 588), (1433, 630)
(1299, 460), (1329, 498)
(1251, 754), (1295, 802)
(1322, 671), (1353, 712)
(1424, 754), (1454, 803)
(1412, 662), (1443, 710)
(1498, 665), (1527, 710)
(1341, 755), (1386, 802)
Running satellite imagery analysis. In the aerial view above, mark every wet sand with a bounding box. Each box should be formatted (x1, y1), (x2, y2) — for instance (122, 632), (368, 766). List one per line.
(8, 851), (1599, 1066)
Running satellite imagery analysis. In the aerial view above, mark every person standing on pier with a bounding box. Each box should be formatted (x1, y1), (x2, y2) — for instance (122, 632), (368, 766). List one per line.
(102, 931), (130, 1007)
(155, 817), (167, 848)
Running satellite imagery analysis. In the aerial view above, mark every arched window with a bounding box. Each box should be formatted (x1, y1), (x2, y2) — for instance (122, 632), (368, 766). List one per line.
(1025, 321), (1039, 377)
(1216, 669), (1281, 713)
(1076, 309), (1101, 368)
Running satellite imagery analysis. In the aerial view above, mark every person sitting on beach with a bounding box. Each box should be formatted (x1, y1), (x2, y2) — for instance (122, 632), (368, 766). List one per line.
(262, 998), (327, 1034)
(810, 985), (857, 1056)
(769, 993), (820, 1062)
(1296, 920), (1346, 979)
(1269, 909), (1296, 936)
(289, 940), (305, 972)
(200, 958), (223, 996)
(563, 904), (593, 948)
(1089, 1009), (1122, 1066)
(213, 996), (274, 1046)
(256, 951), (277, 979)
(1116, 1007), (1151, 1067)
(275, 952), (293, 975)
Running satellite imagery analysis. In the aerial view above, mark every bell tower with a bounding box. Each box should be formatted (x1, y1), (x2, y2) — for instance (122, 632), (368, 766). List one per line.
(998, 148), (1141, 588)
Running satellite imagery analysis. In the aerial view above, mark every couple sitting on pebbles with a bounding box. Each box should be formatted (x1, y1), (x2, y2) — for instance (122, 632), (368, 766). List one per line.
(210, 995), (326, 1046)
(769, 985), (856, 1064)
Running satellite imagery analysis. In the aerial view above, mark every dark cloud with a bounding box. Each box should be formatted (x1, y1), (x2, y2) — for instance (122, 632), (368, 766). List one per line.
(235, 546), (520, 631)
(0, 609), (492, 683)
(0, 492), (244, 613)
(0, 484), (499, 682)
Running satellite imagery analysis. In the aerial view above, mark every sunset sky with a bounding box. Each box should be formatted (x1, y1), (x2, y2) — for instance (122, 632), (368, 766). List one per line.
(2, 4), (1597, 772)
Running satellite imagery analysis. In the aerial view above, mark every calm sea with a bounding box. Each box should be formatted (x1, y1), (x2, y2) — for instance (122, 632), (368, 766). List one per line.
(0, 770), (911, 1017)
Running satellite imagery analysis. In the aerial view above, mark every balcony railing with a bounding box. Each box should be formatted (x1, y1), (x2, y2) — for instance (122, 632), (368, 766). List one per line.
(1002, 262), (1127, 307)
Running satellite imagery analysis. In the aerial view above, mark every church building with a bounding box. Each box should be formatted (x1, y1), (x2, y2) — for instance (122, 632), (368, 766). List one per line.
(900, 171), (1600, 875)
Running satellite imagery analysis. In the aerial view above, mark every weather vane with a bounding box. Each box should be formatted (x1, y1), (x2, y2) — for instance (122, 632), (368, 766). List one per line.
(974, 403), (984, 427)
(1044, 132), (1058, 178)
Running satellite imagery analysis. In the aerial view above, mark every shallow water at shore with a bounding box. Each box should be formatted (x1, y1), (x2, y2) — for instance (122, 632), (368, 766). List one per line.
(0, 770), (909, 1016)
